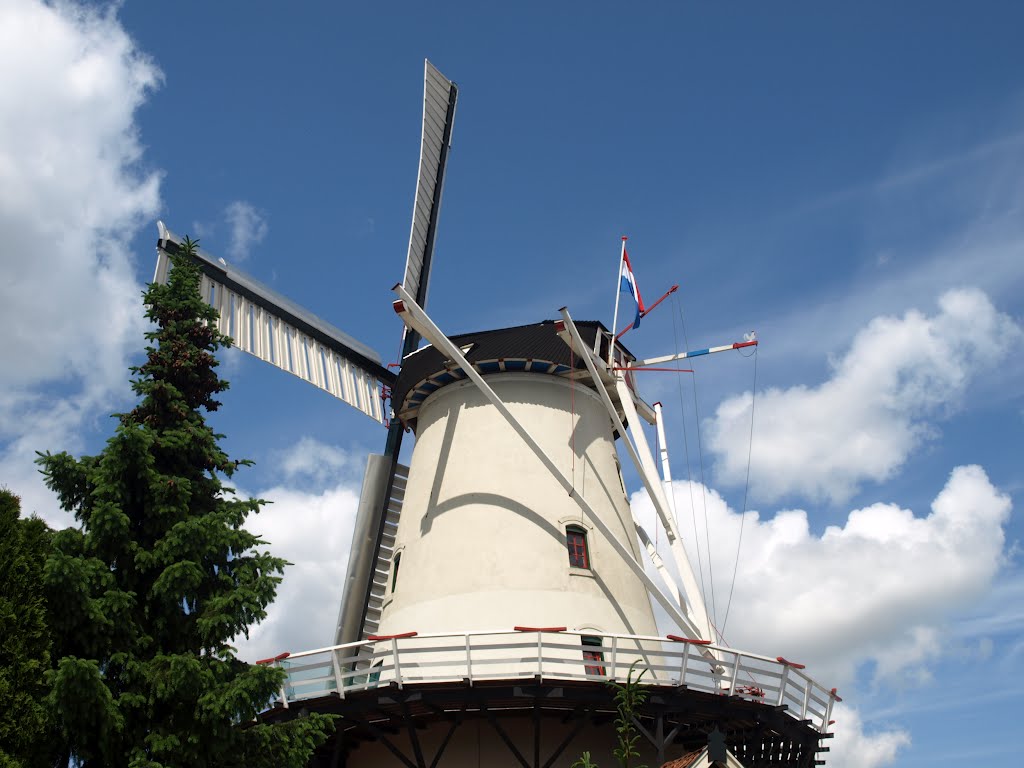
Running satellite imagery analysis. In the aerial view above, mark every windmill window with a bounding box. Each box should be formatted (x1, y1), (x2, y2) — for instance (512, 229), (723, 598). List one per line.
(582, 635), (606, 676)
(391, 552), (401, 592)
(566, 526), (589, 569)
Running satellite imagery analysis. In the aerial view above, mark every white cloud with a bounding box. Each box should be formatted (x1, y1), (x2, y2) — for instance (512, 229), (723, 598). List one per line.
(634, 464), (1012, 688)
(826, 704), (910, 768)
(275, 436), (362, 488)
(224, 200), (267, 262)
(232, 476), (361, 662)
(231, 440), (374, 662)
(707, 289), (1022, 503)
(0, 0), (161, 523)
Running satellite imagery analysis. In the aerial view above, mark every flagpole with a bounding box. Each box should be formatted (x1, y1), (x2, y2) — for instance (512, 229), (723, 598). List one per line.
(609, 236), (627, 363)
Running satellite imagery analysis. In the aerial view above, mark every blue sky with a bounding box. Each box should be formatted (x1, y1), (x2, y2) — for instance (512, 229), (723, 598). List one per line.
(2, 2), (1023, 766)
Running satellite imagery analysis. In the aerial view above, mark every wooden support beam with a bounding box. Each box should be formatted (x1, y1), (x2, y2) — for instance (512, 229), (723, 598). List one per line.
(482, 705), (532, 768)
(542, 709), (591, 768)
(341, 716), (418, 768)
(400, 700), (427, 768)
(428, 709), (464, 768)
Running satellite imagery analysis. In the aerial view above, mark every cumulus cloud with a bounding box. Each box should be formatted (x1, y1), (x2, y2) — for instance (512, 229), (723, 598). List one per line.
(0, 0), (161, 522)
(231, 439), (374, 660)
(224, 200), (267, 262)
(826, 704), (910, 768)
(232, 477), (361, 662)
(708, 289), (1022, 503)
(634, 464), (1012, 687)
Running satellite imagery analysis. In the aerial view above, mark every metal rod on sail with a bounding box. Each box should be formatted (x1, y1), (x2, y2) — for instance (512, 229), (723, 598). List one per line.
(637, 338), (757, 368)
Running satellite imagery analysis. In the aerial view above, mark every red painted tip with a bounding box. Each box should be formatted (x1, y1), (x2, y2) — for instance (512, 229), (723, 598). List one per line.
(667, 634), (712, 645)
(367, 631), (418, 641)
(621, 235), (628, 241)
(392, 300), (406, 314)
(514, 626), (567, 633)
(776, 656), (806, 669)
(830, 688), (843, 702)
(255, 651), (291, 665)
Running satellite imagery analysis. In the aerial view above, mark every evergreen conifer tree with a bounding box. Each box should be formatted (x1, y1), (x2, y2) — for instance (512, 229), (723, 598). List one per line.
(37, 239), (332, 767)
(0, 488), (53, 768)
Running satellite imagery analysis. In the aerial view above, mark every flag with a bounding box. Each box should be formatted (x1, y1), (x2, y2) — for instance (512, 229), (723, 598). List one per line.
(619, 248), (646, 329)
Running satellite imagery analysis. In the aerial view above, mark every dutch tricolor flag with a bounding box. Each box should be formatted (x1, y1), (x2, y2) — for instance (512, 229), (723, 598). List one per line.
(619, 248), (646, 329)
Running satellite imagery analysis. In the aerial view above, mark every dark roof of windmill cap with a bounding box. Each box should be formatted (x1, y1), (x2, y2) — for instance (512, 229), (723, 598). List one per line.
(391, 320), (635, 431)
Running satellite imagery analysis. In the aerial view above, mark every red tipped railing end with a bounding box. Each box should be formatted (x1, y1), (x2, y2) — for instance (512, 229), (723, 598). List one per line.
(368, 631), (418, 641)
(667, 634), (712, 645)
(777, 656), (806, 669)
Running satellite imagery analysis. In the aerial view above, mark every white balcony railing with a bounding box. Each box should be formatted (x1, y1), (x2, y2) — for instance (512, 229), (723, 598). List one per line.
(258, 628), (840, 734)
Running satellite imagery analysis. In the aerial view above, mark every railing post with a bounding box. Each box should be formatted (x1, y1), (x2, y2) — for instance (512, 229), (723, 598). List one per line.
(822, 687), (842, 733)
(777, 664), (790, 706)
(801, 678), (811, 720)
(331, 648), (345, 699)
(256, 652), (292, 708)
(277, 657), (289, 709)
(537, 631), (544, 679)
(611, 635), (619, 681)
(392, 637), (403, 689)
(515, 626), (566, 681)
(465, 634), (473, 685)
(775, 657), (805, 709)
(367, 632), (417, 690)
(727, 651), (742, 695)
(666, 635), (711, 689)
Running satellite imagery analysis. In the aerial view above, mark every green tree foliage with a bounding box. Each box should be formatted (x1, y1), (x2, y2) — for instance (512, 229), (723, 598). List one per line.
(609, 663), (648, 768)
(36, 239), (332, 768)
(570, 662), (650, 768)
(0, 489), (53, 768)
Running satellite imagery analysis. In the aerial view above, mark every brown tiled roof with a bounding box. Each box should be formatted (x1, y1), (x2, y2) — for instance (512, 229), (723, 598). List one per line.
(661, 749), (704, 768)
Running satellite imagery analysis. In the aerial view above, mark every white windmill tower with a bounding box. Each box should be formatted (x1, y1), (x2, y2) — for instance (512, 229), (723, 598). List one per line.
(154, 61), (839, 768)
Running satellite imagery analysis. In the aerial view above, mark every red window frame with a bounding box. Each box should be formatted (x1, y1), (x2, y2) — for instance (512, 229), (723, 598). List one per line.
(566, 526), (589, 569)
(582, 635), (606, 676)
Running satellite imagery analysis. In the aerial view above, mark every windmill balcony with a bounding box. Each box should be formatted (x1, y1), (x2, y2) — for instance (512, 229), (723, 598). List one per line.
(260, 629), (839, 735)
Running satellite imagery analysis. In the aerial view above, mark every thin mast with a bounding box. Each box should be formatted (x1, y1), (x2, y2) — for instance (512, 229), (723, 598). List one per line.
(609, 236), (627, 363)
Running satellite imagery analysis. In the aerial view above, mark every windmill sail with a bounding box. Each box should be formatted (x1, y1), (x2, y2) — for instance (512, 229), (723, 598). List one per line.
(402, 59), (458, 310)
(154, 222), (395, 423)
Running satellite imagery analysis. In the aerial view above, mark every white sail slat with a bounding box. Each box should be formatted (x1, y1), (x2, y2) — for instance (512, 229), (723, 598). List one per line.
(153, 250), (171, 285)
(324, 348), (340, 399)
(253, 304), (266, 359)
(199, 274), (213, 304)
(215, 287), (230, 337)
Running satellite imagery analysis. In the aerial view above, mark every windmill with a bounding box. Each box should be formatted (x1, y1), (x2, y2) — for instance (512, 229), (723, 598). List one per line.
(154, 61), (837, 768)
